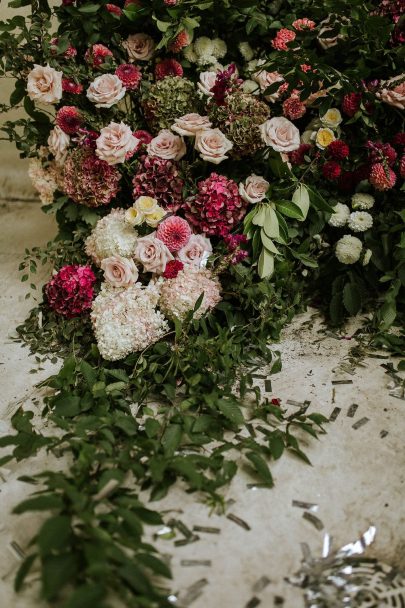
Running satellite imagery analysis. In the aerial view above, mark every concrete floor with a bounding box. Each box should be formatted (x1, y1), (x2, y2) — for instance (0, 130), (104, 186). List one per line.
(0, 201), (404, 607)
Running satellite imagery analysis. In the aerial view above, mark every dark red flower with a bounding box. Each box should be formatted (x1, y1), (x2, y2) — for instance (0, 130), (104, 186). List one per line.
(328, 139), (350, 160)
(50, 37), (77, 58)
(62, 78), (83, 94)
(133, 130), (153, 150)
(169, 30), (190, 53)
(367, 141), (397, 166)
(45, 265), (96, 318)
(155, 59), (183, 80)
(400, 155), (405, 179)
(163, 259), (184, 279)
(322, 161), (342, 181)
(392, 132), (405, 148)
(288, 143), (311, 165)
(56, 106), (83, 134)
(85, 44), (113, 68)
(337, 171), (356, 193)
(369, 163), (397, 191)
(342, 92), (362, 117)
(106, 3), (122, 15)
(133, 155), (184, 212)
(115, 64), (142, 89)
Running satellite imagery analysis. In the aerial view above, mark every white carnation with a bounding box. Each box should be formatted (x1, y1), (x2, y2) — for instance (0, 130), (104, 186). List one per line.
(328, 203), (350, 228)
(239, 41), (254, 61)
(91, 282), (168, 361)
(194, 37), (214, 57)
(347, 211), (373, 233)
(351, 193), (375, 210)
(197, 54), (219, 68)
(335, 235), (363, 265)
(211, 38), (227, 58)
(85, 209), (138, 266)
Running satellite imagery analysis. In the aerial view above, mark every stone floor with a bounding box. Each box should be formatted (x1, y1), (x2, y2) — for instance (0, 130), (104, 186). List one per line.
(0, 200), (404, 607)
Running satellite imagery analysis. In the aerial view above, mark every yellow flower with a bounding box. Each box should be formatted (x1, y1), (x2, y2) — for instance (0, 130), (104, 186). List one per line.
(320, 108), (342, 128)
(125, 207), (144, 226)
(145, 206), (166, 227)
(316, 127), (335, 149)
(135, 196), (158, 214)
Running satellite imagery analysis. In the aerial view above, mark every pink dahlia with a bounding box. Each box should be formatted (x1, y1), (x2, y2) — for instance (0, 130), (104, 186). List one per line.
(292, 18), (316, 30)
(282, 95), (306, 120)
(45, 265), (96, 318)
(64, 148), (121, 207)
(271, 28), (296, 51)
(342, 92), (362, 117)
(156, 216), (191, 252)
(56, 106), (83, 134)
(106, 3), (122, 15)
(169, 30), (190, 53)
(369, 163), (397, 191)
(155, 58), (183, 80)
(115, 63), (142, 89)
(184, 173), (248, 237)
(132, 154), (184, 212)
(328, 139), (350, 160)
(163, 259), (184, 279)
(62, 78), (83, 95)
(85, 44), (113, 68)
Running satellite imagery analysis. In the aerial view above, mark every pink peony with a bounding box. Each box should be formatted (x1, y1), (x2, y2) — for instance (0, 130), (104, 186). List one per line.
(56, 106), (83, 134)
(271, 28), (296, 51)
(45, 265), (96, 318)
(115, 64), (142, 89)
(155, 58), (183, 80)
(85, 44), (113, 67)
(184, 173), (248, 237)
(369, 163), (397, 191)
(132, 154), (184, 212)
(156, 216), (191, 252)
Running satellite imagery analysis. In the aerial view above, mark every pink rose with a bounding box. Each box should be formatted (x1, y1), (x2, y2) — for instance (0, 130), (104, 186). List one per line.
(87, 74), (126, 108)
(134, 233), (174, 274)
(195, 128), (233, 164)
(377, 76), (405, 110)
(198, 71), (217, 96)
(239, 174), (270, 204)
(27, 64), (63, 104)
(172, 113), (212, 136)
(253, 65), (284, 102)
(101, 255), (139, 287)
(177, 234), (213, 267)
(259, 117), (300, 153)
(147, 129), (186, 161)
(96, 121), (139, 165)
(47, 126), (70, 163)
(123, 33), (155, 61)
(318, 16), (349, 50)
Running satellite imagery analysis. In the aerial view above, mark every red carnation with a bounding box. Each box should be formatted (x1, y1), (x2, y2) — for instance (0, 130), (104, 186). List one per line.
(369, 163), (397, 191)
(56, 106), (83, 134)
(322, 161), (342, 181)
(169, 30), (190, 53)
(337, 171), (356, 193)
(115, 64), (142, 89)
(367, 142), (397, 167)
(155, 59), (183, 80)
(328, 140), (350, 160)
(45, 265), (96, 318)
(133, 130), (153, 150)
(392, 133), (405, 148)
(85, 44), (113, 68)
(342, 92), (362, 117)
(164, 0), (177, 5)
(282, 95), (306, 120)
(62, 78), (83, 94)
(163, 259), (184, 279)
(400, 155), (405, 179)
(288, 143), (311, 165)
(106, 3), (122, 15)
(156, 216), (191, 252)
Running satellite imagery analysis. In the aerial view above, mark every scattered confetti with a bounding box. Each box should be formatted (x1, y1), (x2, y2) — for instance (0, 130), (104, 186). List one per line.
(245, 597), (261, 608)
(193, 525), (220, 534)
(252, 575), (271, 593)
(292, 500), (319, 513)
(264, 379), (272, 392)
(174, 535), (200, 547)
(347, 403), (359, 418)
(226, 513), (251, 530)
(246, 483), (272, 490)
(352, 417), (370, 430)
(286, 399), (306, 407)
(332, 380), (353, 385)
(178, 578), (209, 606)
(302, 511), (324, 531)
(329, 407), (341, 422)
(273, 597), (285, 606)
(380, 430), (388, 438)
(180, 560), (212, 567)
(9, 541), (25, 560)
(155, 525), (176, 540)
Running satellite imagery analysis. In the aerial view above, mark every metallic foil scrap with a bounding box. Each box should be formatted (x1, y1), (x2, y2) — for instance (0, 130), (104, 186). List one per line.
(292, 500), (319, 513)
(303, 512), (324, 531)
(347, 404), (359, 418)
(245, 597), (261, 608)
(265, 379), (272, 393)
(252, 575), (271, 593)
(273, 597), (285, 606)
(9, 541), (25, 560)
(329, 407), (341, 422)
(226, 513), (251, 530)
(174, 535), (200, 547)
(247, 483), (272, 490)
(352, 417), (370, 430)
(177, 578), (208, 607)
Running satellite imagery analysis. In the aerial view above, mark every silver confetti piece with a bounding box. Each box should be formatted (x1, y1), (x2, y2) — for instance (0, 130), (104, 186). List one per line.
(347, 404), (359, 418)
(177, 578), (208, 607)
(292, 500), (319, 513)
(329, 407), (341, 422)
(245, 597), (261, 608)
(303, 512), (324, 531)
(352, 417), (369, 430)
(226, 513), (251, 530)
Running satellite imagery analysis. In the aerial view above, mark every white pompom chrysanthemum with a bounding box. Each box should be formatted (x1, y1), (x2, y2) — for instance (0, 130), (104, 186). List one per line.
(347, 211), (373, 233)
(91, 282), (168, 361)
(194, 37), (215, 57)
(183, 44), (198, 63)
(335, 235), (363, 264)
(211, 38), (227, 58)
(362, 249), (372, 266)
(328, 203), (350, 228)
(351, 192), (375, 210)
(85, 209), (138, 266)
(239, 41), (254, 61)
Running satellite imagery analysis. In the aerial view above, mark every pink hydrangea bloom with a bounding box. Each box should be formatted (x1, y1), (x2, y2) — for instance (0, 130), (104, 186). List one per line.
(159, 267), (221, 320)
(64, 148), (121, 207)
(132, 154), (184, 212)
(45, 265), (96, 318)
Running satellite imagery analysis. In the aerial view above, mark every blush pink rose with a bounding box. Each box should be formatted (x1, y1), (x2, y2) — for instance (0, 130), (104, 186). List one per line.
(177, 234), (212, 267)
(259, 117), (300, 153)
(147, 129), (186, 161)
(101, 255), (139, 287)
(134, 233), (174, 274)
(172, 113), (212, 136)
(47, 126), (70, 163)
(96, 121), (139, 165)
(195, 128), (233, 164)
(253, 65), (284, 102)
(377, 76), (405, 110)
(86, 74), (126, 108)
(123, 33), (155, 61)
(198, 71), (217, 96)
(27, 64), (63, 104)
(239, 174), (270, 204)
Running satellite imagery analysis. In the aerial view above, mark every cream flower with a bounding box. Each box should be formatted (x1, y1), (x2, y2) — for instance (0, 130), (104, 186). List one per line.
(377, 76), (405, 110)
(320, 108), (342, 128)
(135, 196), (158, 214)
(335, 235), (362, 264)
(125, 207), (144, 227)
(347, 211), (373, 233)
(134, 233), (173, 274)
(47, 126), (70, 163)
(147, 130), (186, 161)
(259, 117), (300, 152)
(194, 128), (233, 164)
(239, 41), (255, 61)
(351, 193), (375, 210)
(327, 203), (350, 228)
(362, 249), (372, 266)
(253, 64), (284, 102)
(198, 71), (217, 96)
(27, 64), (63, 104)
(101, 255), (139, 287)
(177, 234), (212, 267)
(145, 207), (166, 228)
(239, 174), (270, 204)
(315, 127), (335, 149)
(87, 74), (126, 108)
(96, 122), (138, 165)
(172, 113), (212, 136)
(194, 36), (215, 57)
(123, 33), (155, 61)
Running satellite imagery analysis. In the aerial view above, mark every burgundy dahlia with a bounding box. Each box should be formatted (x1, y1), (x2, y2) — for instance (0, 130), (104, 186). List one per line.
(392, 133), (405, 148)
(62, 78), (83, 95)
(322, 161), (342, 181)
(115, 64), (142, 89)
(288, 143), (311, 165)
(155, 59), (183, 80)
(367, 141), (397, 166)
(184, 173), (248, 237)
(328, 140), (350, 160)
(132, 155), (184, 212)
(64, 148), (121, 207)
(369, 163), (397, 191)
(45, 265), (96, 318)
(56, 106), (83, 134)
(342, 92), (362, 117)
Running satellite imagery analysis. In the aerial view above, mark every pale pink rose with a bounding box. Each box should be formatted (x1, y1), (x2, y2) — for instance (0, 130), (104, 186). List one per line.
(147, 129), (186, 161)
(47, 126), (70, 163)
(377, 76), (405, 110)
(318, 16), (349, 50)
(177, 234), (212, 267)
(87, 74), (126, 108)
(198, 71), (217, 96)
(27, 64), (63, 104)
(96, 122), (139, 165)
(239, 174), (270, 204)
(134, 233), (174, 274)
(123, 33), (155, 61)
(172, 113), (212, 136)
(253, 65), (284, 102)
(101, 255), (139, 287)
(259, 117), (300, 153)
(195, 128), (233, 164)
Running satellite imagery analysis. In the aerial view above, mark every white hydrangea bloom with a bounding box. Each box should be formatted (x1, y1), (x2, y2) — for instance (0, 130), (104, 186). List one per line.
(335, 235), (363, 264)
(91, 281), (168, 361)
(348, 211), (373, 232)
(328, 203), (350, 228)
(351, 192), (375, 210)
(85, 209), (138, 266)
(211, 38), (227, 58)
(239, 41), (254, 61)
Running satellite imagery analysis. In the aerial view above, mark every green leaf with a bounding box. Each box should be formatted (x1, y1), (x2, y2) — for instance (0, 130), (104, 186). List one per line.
(246, 451), (274, 485)
(42, 553), (78, 601)
(343, 283), (362, 315)
(77, 3), (100, 13)
(80, 360), (97, 388)
(217, 399), (244, 426)
(258, 248), (274, 278)
(252, 205), (266, 227)
(145, 418), (160, 438)
(137, 553), (171, 578)
(162, 424), (182, 456)
(269, 434), (284, 459)
(307, 186), (334, 213)
(276, 200), (304, 220)
(38, 516), (72, 554)
(260, 230), (281, 255)
(62, 584), (106, 608)
(14, 553), (37, 591)
(292, 185), (310, 220)
(263, 206), (279, 239)
(13, 495), (63, 514)
(53, 394), (81, 417)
